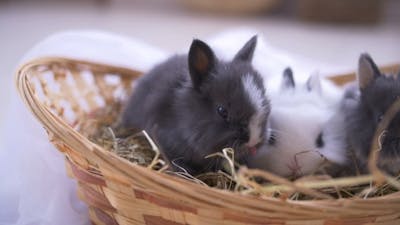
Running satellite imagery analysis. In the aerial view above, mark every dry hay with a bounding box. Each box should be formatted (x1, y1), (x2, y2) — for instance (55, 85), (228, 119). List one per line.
(76, 101), (400, 200)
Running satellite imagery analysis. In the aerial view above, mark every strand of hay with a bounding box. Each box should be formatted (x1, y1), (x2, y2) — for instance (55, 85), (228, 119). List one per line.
(253, 175), (374, 193)
(142, 130), (165, 170)
(205, 148), (241, 191)
(237, 167), (333, 199)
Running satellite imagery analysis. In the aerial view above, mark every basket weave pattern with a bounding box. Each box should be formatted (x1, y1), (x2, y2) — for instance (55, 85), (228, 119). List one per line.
(16, 57), (400, 225)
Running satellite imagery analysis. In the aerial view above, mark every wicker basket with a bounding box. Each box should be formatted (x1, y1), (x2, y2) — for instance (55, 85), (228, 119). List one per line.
(16, 57), (400, 225)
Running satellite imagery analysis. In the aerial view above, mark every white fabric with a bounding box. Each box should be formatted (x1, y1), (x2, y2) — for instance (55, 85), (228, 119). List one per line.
(207, 28), (347, 82)
(21, 30), (169, 72)
(0, 28), (345, 225)
(0, 30), (168, 225)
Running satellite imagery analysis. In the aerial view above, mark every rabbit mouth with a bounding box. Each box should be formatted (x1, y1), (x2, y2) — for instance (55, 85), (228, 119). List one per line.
(246, 143), (263, 156)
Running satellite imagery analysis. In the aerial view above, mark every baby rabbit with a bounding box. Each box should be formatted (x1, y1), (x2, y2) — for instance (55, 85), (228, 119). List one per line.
(247, 68), (347, 178)
(344, 53), (400, 175)
(121, 36), (270, 175)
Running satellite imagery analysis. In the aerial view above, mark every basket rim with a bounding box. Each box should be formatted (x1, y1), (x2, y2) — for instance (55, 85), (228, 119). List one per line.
(14, 56), (400, 219)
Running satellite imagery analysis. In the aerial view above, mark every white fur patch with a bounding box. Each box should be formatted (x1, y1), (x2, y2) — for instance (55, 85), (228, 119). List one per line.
(247, 76), (346, 177)
(242, 74), (267, 147)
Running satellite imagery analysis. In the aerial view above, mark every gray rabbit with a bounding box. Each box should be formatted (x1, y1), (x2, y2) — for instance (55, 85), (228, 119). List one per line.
(343, 53), (400, 175)
(121, 36), (270, 175)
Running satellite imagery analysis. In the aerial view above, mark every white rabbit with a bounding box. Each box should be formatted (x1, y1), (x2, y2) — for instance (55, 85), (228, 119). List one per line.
(247, 68), (347, 178)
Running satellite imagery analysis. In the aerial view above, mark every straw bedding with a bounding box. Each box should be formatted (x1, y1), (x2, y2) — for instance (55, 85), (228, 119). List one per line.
(16, 57), (400, 225)
(77, 97), (400, 200)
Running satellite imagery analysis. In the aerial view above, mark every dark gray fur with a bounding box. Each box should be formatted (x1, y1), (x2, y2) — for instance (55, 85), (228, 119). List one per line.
(345, 53), (400, 175)
(121, 36), (270, 175)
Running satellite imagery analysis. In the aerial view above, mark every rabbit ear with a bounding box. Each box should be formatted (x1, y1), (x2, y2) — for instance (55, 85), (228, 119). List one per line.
(281, 67), (295, 90)
(233, 35), (257, 62)
(358, 53), (381, 90)
(306, 72), (322, 95)
(188, 39), (216, 89)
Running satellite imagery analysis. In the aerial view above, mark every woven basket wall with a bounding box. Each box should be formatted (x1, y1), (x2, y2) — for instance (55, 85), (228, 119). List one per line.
(15, 57), (400, 225)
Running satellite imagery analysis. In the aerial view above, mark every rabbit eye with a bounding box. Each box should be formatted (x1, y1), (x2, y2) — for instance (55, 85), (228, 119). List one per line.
(217, 106), (228, 120)
(377, 114), (384, 122)
(315, 132), (324, 148)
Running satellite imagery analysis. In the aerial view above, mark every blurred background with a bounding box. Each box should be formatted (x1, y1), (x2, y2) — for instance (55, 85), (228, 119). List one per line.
(0, 0), (399, 121)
